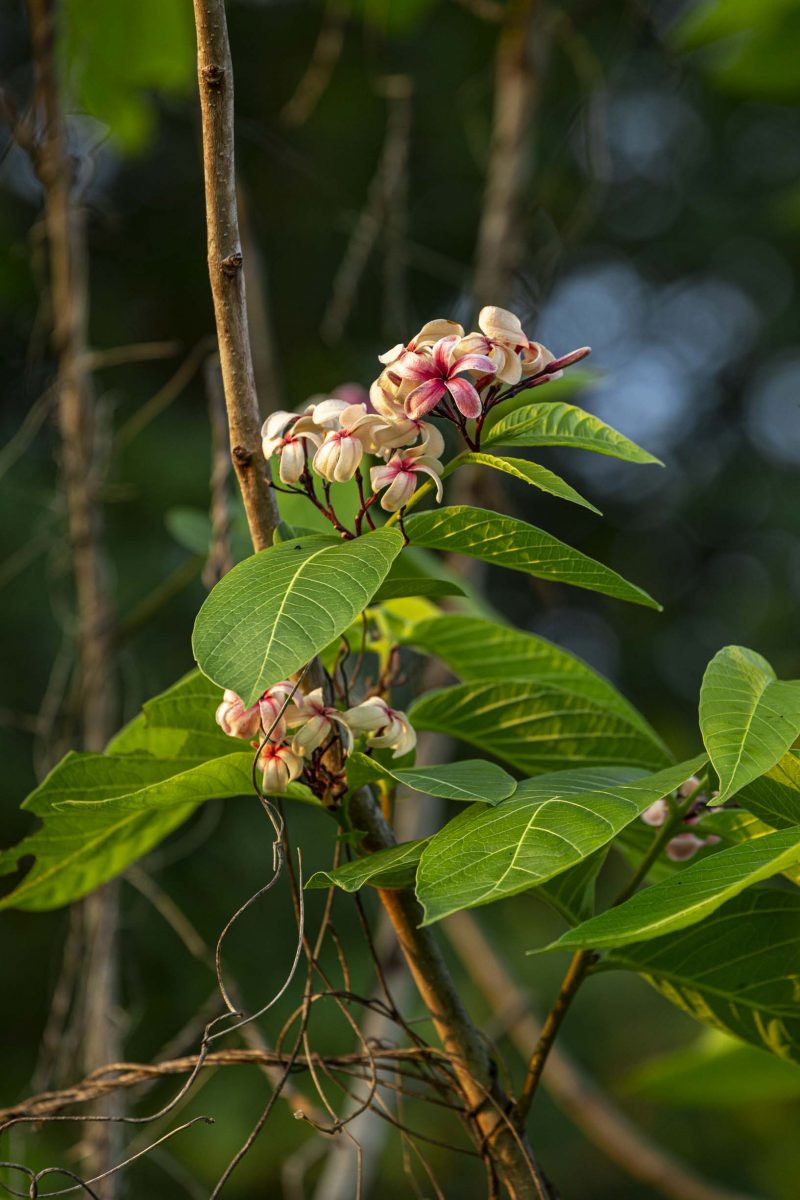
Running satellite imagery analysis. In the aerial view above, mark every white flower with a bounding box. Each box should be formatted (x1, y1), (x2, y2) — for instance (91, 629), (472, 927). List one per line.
(286, 687), (353, 756)
(215, 689), (263, 740)
(261, 410), (321, 484)
(370, 430), (444, 512)
(344, 696), (416, 758)
(257, 681), (296, 743)
(378, 318), (465, 367)
(258, 742), (304, 794)
(312, 403), (390, 481)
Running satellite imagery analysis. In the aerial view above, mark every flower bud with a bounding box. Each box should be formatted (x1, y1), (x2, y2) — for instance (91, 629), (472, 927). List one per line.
(344, 697), (416, 758)
(258, 742), (304, 795)
(665, 832), (706, 862)
(640, 798), (669, 828)
(215, 689), (262, 740)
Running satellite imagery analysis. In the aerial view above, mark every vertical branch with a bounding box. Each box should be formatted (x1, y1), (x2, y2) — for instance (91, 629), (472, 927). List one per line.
(191, 4), (550, 1195)
(203, 353), (235, 587)
(25, 0), (120, 1190)
(192, 0), (279, 552)
(473, 0), (539, 308)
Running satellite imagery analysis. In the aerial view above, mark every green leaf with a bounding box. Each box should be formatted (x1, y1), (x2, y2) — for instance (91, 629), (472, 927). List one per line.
(0, 671), (316, 911)
(192, 529), (404, 706)
(446, 453), (600, 513)
(346, 752), (517, 805)
(403, 614), (664, 743)
(370, 577), (466, 603)
(601, 890), (800, 1064)
(543, 825), (800, 953)
(414, 758), (703, 925)
(737, 752), (800, 827)
(306, 840), (426, 892)
(482, 401), (662, 465)
(623, 1031), (800, 1108)
(537, 851), (608, 926)
(404, 506), (660, 610)
(409, 680), (671, 776)
(700, 646), (800, 804)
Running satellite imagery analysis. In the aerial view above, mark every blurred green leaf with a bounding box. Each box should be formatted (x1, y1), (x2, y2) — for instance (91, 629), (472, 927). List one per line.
(64, 0), (195, 152)
(673, 0), (800, 101)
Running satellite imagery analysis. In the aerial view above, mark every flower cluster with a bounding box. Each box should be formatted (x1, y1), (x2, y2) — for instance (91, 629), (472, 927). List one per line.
(260, 307), (589, 531)
(640, 775), (722, 862)
(215, 684), (416, 796)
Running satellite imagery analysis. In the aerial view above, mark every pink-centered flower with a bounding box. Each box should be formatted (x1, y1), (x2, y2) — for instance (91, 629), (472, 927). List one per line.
(286, 687), (354, 756)
(379, 319), (465, 367)
(215, 682), (295, 743)
(370, 433), (444, 512)
(395, 335), (496, 420)
(345, 696), (416, 758)
(313, 403), (389, 482)
(258, 741), (304, 795)
(261, 410), (321, 484)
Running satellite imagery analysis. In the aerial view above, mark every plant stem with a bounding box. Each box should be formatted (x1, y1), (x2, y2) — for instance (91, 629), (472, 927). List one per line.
(192, 0), (279, 552)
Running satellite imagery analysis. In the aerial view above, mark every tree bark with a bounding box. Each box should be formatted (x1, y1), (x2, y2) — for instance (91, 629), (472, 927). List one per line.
(192, 0), (279, 552)
(26, 0), (120, 1192)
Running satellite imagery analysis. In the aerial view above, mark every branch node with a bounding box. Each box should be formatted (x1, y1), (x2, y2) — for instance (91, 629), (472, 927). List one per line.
(221, 251), (243, 276)
(202, 63), (226, 89)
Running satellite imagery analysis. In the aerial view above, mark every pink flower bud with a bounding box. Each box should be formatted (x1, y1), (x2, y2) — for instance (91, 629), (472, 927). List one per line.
(665, 832), (706, 862)
(258, 742), (304, 795)
(215, 690), (262, 740)
(640, 798), (669, 828)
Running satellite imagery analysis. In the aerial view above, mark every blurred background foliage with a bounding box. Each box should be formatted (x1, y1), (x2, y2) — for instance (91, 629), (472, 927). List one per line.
(1, 0), (799, 1196)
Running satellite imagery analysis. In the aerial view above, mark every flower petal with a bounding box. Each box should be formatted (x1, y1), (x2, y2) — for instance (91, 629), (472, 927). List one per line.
(405, 378), (446, 420)
(394, 351), (435, 383)
(445, 376), (482, 418)
(451, 353), (497, 377)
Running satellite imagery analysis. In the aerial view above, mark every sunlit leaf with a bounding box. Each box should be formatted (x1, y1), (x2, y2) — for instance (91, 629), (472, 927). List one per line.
(446, 453), (600, 513)
(346, 752), (517, 805)
(482, 401), (662, 464)
(737, 752), (800, 827)
(306, 840), (426, 893)
(403, 614), (664, 743)
(543, 826), (800, 952)
(409, 680), (671, 776)
(700, 646), (800, 804)
(192, 529), (404, 706)
(414, 758), (703, 925)
(404, 506), (660, 610)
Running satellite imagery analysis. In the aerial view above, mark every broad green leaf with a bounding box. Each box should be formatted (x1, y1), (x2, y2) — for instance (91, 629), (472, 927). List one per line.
(306, 840), (426, 893)
(346, 752), (517, 805)
(414, 758), (703, 925)
(482, 401), (662, 465)
(699, 808), (800, 886)
(737, 752), (800, 827)
(409, 680), (671, 776)
(192, 528), (404, 706)
(537, 851), (608, 926)
(601, 890), (800, 1064)
(404, 506), (660, 610)
(543, 825), (800, 953)
(700, 646), (800, 803)
(446, 453), (600, 513)
(404, 614), (664, 744)
(370, 577), (465, 603)
(623, 1031), (800, 1108)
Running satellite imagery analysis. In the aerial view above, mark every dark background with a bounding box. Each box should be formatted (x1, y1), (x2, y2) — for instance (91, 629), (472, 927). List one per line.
(1, 0), (799, 1195)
